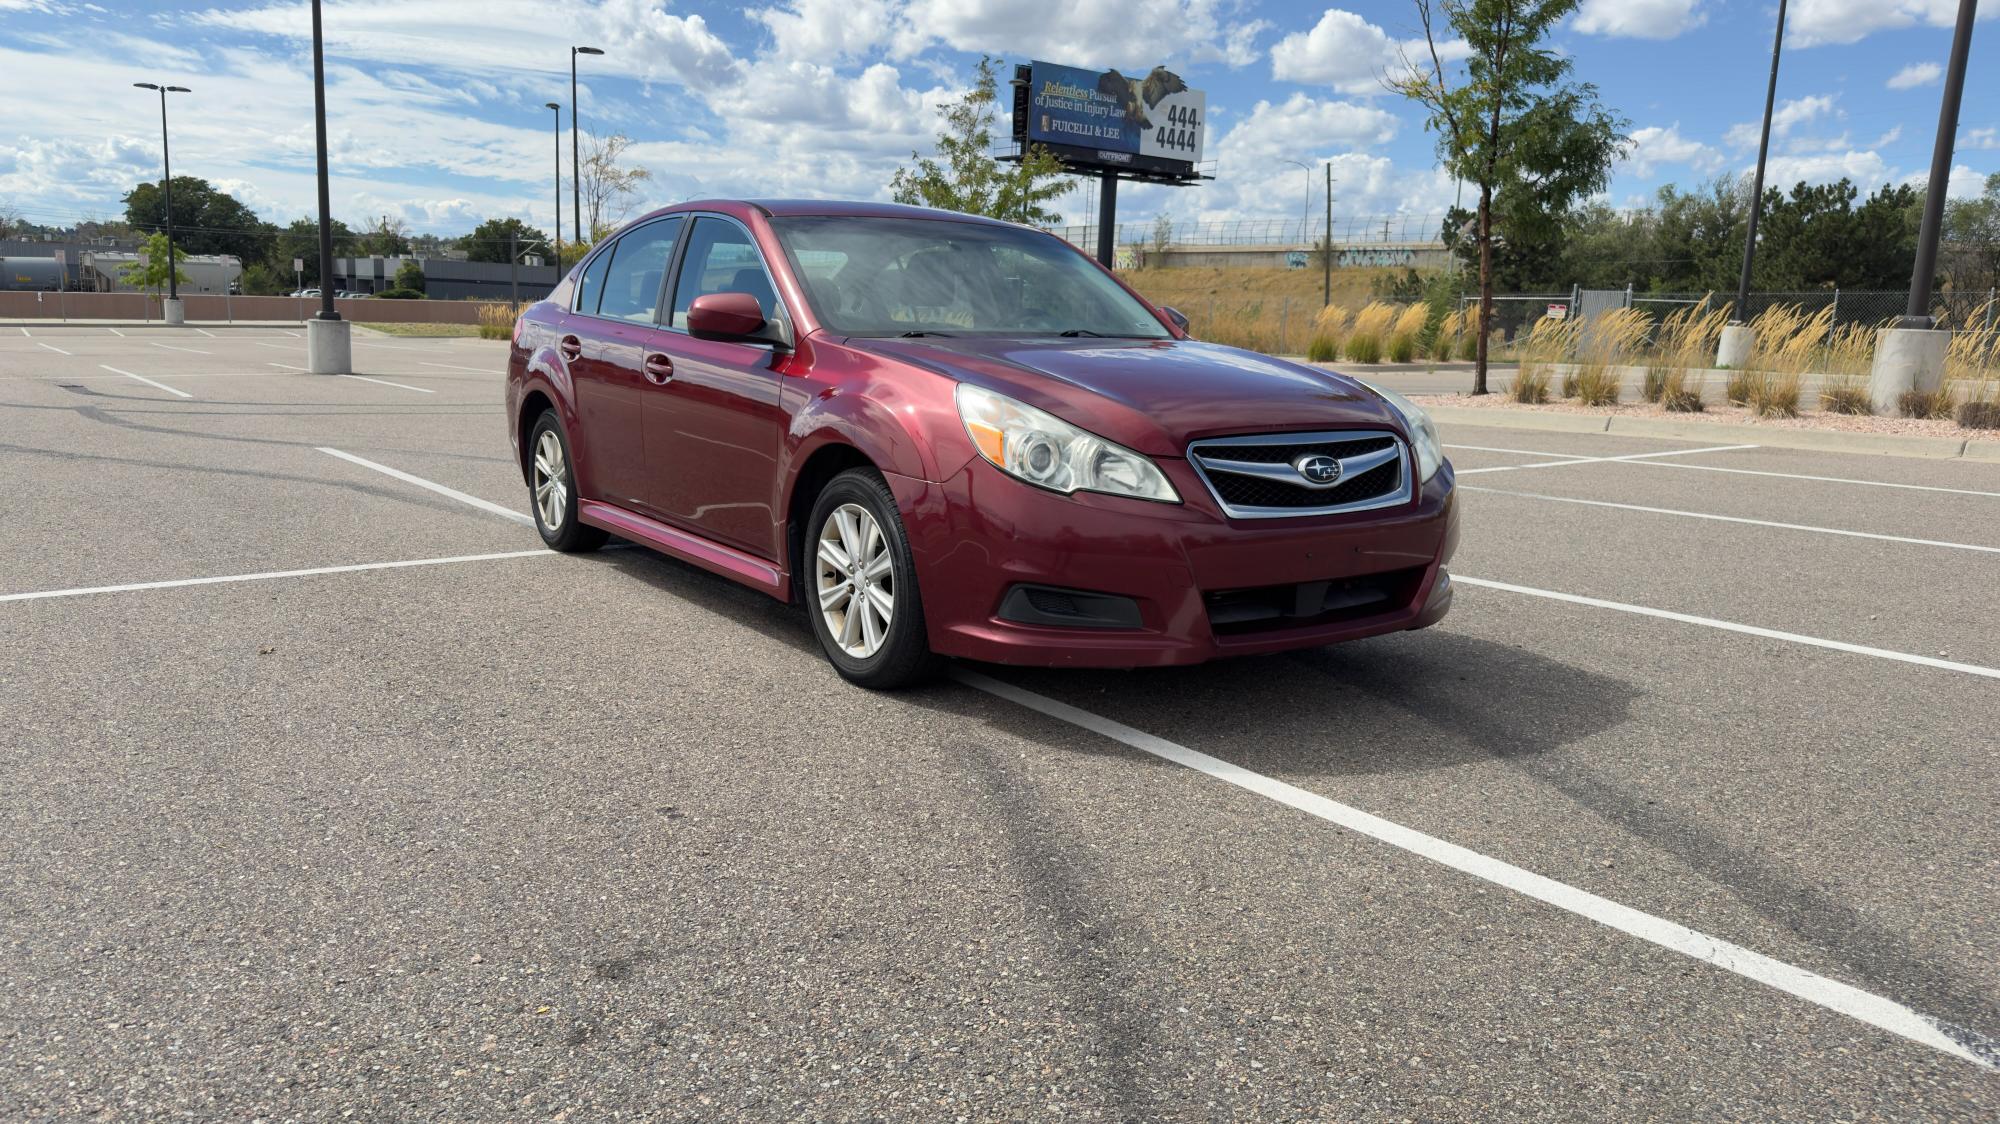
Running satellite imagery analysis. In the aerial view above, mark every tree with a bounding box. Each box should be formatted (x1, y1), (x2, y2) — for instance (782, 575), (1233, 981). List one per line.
(123, 177), (271, 264)
(393, 260), (426, 293)
(268, 217), (357, 286)
(1393, 0), (1628, 393)
(120, 232), (190, 299)
(358, 214), (412, 257)
(462, 217), (550, 264)
(580, 133), (653, 238)
(0, 201), (20, 240)
(890, 56), (1071, 225)
(1945, 173), (2000, 293)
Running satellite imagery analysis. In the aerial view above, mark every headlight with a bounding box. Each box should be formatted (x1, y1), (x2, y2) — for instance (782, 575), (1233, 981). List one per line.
(1366, 384), (1443, 483)
(955, 383), (1179, 503)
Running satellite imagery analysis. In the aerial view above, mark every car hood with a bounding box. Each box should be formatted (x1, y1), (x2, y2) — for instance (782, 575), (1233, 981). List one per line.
(843, 336), (1401, 457)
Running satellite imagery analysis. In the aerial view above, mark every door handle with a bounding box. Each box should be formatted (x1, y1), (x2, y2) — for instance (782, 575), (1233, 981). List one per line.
(559, 334), (582, 360)
(643, 353), (675, 384)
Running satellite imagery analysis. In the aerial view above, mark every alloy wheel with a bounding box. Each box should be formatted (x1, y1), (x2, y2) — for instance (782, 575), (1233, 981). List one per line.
(815, 502), (894, 658)
(533, 428), (567, 531)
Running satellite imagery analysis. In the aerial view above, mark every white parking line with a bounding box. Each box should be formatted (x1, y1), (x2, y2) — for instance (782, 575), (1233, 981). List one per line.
(420, 361), (496, 374)
(1632, 459), (2000, 500)
(268, 362), (308, 371)
(149, 342), (210, 355)
(1457, 443), (1759, 476)
(957, 670), (1995, 1072)
(316, 446), (533, 526)
(101, 365), (192, 399)
(194, 328), (218, 337)
(253, 341), (300, 352)
(107, 327), (126, 337)
(36, 342), (72, 356)
(1456, 575), (2000, 680)
(340, 373), (435, 394)
(16, 327), (27, 337)
(0, 549), (551, 605)
(1461, 486), (2000, 554)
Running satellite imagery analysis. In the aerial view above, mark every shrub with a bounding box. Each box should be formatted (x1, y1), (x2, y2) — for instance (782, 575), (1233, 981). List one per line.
(1305, 333), (1339, 362)
(393, 260), (426, 294)
(1514, 314), (1578, 394)
(1457, 329), (1482, 361)
(1571, 307), (1649, 407)
(1819, 384), (1872, 415)
(1510, 368), (1552, 404)
(477, 301), (524, 340)
(1747, 373), (1802, 417)
(1641, 367), (1666, 403)
(1660, 373), (1706, 412)
(1958, 400), (2000, 429)
(1388, 303), (1429, 363)
(1725, 370), (1753, 406)
(1344, 302), (1397, 364)
(1898, 387), (1954, 420)
(375, 287), (424, 300)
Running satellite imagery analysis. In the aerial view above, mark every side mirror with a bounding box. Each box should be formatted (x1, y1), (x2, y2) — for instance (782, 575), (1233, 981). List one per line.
(1160, 305), (1190, 334)
(687, 292), (781, 345)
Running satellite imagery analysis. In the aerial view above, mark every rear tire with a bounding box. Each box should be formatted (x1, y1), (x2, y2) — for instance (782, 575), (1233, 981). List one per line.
(804, 469), (941, 689)
(528, 410), (607, 553)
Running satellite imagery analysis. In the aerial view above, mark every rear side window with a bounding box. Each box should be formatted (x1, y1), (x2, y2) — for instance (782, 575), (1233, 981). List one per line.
(670, 217), (780, 329)
(595, 217), (685, 324)
(572, 247), (614, 315)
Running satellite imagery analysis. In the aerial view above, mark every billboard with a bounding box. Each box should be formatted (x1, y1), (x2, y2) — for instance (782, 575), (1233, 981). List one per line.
(1018, 60), (1205, 178)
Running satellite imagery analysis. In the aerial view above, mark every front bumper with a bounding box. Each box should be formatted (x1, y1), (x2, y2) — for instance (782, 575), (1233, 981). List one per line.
(891, 456), (1458, 668)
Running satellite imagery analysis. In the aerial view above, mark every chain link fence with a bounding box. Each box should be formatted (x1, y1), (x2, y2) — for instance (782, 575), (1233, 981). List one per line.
(1051, 214), (1450, 251)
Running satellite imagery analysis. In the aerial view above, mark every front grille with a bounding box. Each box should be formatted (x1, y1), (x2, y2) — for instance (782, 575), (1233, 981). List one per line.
(1204, 567), (1427, 636)
(1187, 430), (1410, 518)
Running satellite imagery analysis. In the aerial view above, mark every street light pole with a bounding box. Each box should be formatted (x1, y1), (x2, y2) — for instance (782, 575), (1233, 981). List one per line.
(571, 46), (603, 249)
(547, 102), (564, 268)
(132, 82), (191, 304)
(1324, 164), (1334, 308)
(305, 0), (350, 374)
(1734, 0), (1788, 321)
(1905, 0), (1979, 325)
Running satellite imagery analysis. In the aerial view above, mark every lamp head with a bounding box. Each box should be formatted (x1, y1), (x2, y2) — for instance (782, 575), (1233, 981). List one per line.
(574, 46), (604, 56)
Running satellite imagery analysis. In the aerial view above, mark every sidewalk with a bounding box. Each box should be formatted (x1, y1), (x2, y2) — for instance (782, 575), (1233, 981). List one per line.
(1422, 401), (2000, 463)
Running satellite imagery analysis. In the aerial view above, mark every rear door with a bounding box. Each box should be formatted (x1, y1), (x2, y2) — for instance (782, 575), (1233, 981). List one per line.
(637, 215), (791, 559)
(563, 217), (684, 508)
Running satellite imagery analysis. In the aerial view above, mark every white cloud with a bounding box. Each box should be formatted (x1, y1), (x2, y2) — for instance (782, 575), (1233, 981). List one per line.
(891, 0), (1269, 69)
(1965, 128), (1999, 151)
(1270, 8), (1469, 96)
(1886, 61), (1942, 89)
(1725, 94), (1839, 149)
(750, 0), (898, 64)
(1187, 93), (1445, 224)
(1573, 0), (1706, 39)
(1789, 0), (1995, 48)
(1623, 124), (1722, 178)
(1760, 149), (1892, 190)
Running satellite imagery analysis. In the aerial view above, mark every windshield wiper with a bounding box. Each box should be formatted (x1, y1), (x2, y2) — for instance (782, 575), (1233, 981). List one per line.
(898, 330), (953, 337)
(1058, 328), (1108, 337)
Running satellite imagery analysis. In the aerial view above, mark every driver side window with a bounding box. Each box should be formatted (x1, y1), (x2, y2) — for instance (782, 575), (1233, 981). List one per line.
(670, 217), (780, 329)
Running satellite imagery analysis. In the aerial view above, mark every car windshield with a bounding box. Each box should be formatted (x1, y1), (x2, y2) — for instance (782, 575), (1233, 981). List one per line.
(769, 215), (1171, 339)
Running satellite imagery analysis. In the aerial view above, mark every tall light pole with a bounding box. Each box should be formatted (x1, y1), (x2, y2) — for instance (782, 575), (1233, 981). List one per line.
(305, 0), (349, 374)
(547, 102), (564, 267)
(1904, 0), (1979, 325)
(1324, 164), (1335, 308)
(132, 82), (191, 306)
(1733, 0), (1788, 322)
(1281, 159), (1312, 245)
(571, 45), (603, 248)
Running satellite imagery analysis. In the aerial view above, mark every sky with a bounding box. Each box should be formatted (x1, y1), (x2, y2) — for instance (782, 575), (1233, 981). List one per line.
(0, 0), (1995, 241)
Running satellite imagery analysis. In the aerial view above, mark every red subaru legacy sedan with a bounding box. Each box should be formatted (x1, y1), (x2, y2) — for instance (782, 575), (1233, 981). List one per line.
(505, 200), (1457, 687)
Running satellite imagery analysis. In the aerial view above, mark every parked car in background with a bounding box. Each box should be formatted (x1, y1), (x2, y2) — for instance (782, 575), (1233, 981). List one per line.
(504, 200), (1457, 687)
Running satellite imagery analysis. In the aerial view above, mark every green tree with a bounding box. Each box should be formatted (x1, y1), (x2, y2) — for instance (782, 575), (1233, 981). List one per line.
(1393, 0), (1628, 393)
(120, 231), (190, 299)
(462, 217), (551, 264)
(268, 218), (357, 286)
(580, 132), (653, 238)
(890, 56), (1071, 225)
(1944, 172), (2000, 293)
(1651, 177), (1750, 294)
(238, 261), (289, 296)
(123, 177), (271, 263)
(393, 259), (426, 293)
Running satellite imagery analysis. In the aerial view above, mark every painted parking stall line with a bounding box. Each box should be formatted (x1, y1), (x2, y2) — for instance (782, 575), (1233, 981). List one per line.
(316, 446), (533, 526)
(0, 550), (552, 605)
(1632, 458), (2000, 500)
(1456, 575), (2000, 680)
(339, 373), (435, 394)
(101, 365), (192, 399)
(955, 669), (1998, 1072)
(36, 342), (72, 356)
(149, 342), (210, 355)
(1461, 485), (2000, 554)
(1456, 443), (1760, 476)
(419, 361), (496, 375)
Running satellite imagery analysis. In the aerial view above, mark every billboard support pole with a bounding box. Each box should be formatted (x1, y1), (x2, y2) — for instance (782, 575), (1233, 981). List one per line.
(1096, 171), (1118, 267)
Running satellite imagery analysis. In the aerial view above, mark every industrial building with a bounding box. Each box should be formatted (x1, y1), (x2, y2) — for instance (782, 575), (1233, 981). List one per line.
(329, 256), (558, 301)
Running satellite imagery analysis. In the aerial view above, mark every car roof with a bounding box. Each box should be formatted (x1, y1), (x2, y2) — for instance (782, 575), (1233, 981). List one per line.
(653, 198), (1018, 228)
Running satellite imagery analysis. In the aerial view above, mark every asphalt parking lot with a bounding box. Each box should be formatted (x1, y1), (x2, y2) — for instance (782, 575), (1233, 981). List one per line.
(2, 324), (1996, 1121)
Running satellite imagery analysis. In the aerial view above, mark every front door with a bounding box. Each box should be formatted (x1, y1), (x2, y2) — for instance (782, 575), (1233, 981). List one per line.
(571, 216), (683, 510)
(639, 216), (790, 560)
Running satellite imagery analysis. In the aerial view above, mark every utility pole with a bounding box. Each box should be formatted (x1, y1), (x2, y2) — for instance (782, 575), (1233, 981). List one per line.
(1323, 164), (1333, 307)
(1905, 0), (1979, 324)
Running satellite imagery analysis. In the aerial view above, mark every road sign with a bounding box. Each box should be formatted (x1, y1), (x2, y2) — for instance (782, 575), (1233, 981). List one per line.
(293, 258), (304, 273)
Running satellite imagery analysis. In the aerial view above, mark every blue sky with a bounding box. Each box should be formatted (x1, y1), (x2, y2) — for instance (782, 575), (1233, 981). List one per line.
(0, 0), (1994, 239)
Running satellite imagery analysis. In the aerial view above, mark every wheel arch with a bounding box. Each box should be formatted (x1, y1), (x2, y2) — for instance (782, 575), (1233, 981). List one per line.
(784, 442), (881, 597)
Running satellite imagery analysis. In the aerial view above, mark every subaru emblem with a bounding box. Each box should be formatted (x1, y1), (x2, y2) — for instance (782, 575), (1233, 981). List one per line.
(1294, 454), (1342, 486)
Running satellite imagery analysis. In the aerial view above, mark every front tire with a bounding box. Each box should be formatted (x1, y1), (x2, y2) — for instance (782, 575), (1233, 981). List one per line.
(528, 410), (607, 553)
(804, 469), (940, 689)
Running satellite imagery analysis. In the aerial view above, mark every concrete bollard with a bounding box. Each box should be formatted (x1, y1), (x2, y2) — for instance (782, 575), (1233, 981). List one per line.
(1868, 327), (1948, 415)
(1716, 323), (1753, 369)
(307, 318), (352, 375)
(162, 298), (185, 326)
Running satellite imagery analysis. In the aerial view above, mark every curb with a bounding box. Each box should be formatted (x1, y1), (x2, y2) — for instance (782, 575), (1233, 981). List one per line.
(1424, 405), (1999, 463)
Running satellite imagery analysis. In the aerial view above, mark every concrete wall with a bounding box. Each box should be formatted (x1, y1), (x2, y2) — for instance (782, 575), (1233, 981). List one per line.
(0, 290), (507, 324)
(1131, 242), (1455, 271)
